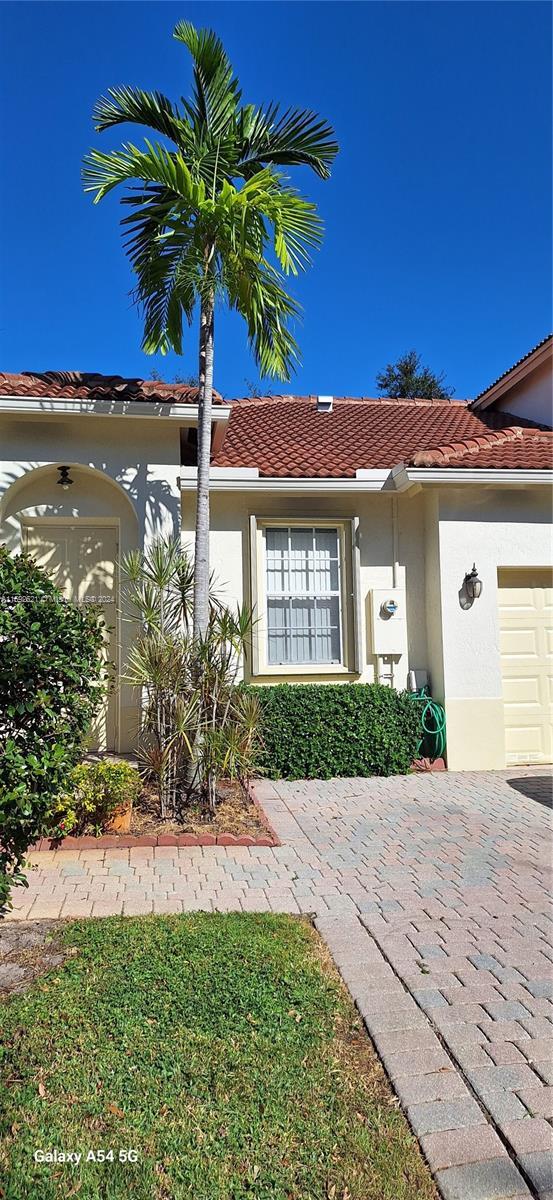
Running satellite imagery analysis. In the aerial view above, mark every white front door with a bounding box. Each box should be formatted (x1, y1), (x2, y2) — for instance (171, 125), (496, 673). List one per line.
(498, 568), (553, 765)
(24, 522), (118, 752)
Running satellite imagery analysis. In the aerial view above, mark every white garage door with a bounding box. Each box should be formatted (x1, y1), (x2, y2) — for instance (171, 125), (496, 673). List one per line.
(24, 522), (118, 752)
(498, 568), (553, 765)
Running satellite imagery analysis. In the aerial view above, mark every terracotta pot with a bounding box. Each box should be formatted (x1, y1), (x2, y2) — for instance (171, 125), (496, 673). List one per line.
(105, 801), (133, 834)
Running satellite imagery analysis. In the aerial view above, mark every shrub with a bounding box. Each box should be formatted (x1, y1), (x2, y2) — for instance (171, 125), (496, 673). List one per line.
(248, 683), (421, 779)
(48, 760), (142, 838)
(0, 548), (105, 912)
(122, 538), (261, 817)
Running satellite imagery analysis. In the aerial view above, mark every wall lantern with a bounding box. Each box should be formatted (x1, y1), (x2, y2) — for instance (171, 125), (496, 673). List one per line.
(56, 465), (74, 491)
(464, 563), (483, 601)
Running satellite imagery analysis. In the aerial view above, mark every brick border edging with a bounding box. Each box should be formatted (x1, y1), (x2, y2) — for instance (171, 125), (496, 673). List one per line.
(30, 780), (281, 852)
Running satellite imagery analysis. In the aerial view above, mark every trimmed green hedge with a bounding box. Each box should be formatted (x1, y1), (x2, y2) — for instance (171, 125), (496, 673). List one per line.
(248, 683), (421, 780)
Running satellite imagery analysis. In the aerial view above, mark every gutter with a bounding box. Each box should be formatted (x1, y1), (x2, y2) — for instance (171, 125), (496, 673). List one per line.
(180, 469), (391, 493)
(0, 396), (230, 422)
(181, 465), (553, 493)
(391, 465), (553, 490)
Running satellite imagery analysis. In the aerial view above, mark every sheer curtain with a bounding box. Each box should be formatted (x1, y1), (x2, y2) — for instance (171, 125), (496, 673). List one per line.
(266, 527), (342, 665)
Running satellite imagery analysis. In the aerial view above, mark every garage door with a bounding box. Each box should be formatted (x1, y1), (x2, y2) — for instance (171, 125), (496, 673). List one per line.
(24, 522), (118, 752)
(498, 568), (553, 765)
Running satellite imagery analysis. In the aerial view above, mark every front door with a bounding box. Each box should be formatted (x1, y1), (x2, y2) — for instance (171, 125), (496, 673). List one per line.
(24, 522), (118, 751)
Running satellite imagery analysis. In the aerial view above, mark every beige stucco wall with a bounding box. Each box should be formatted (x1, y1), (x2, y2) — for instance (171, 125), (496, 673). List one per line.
(2, 407), (551, 772)
(0, 412), (182, 547)
(181, 482), (553, 772)
(493, 358), (552, 427)
(181, 488), (428, 689)
(0, 412), (185, 752)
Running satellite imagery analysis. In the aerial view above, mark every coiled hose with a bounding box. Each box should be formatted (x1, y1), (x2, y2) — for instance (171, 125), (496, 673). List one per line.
(409, 687), (447, 762)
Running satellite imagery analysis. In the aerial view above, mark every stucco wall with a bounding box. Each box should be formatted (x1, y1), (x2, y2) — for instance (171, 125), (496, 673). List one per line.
(0, 412), (185, 752)
(0, 413), (182, 547)
(182, 488), (428, 689)
(2, 408), (551, 771)
(436, 485), (552, 769)
(493, 358), (552, 427)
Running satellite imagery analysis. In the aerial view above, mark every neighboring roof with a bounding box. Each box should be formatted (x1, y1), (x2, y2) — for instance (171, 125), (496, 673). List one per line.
(0, 370), (224, 405)
(213, 394), (550, 477)
(470, 334), (553, 409)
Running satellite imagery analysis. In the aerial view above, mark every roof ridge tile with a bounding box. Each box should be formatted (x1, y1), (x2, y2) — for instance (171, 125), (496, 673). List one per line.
(409, 425), (526, 467)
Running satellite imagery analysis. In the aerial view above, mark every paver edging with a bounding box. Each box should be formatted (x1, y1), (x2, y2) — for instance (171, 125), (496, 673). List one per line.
(30, 780), (280, 851)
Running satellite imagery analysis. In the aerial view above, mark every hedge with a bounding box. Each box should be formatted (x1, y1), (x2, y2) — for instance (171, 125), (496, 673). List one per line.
(248, 683), (421, 779)
(0, 547), (105, 912)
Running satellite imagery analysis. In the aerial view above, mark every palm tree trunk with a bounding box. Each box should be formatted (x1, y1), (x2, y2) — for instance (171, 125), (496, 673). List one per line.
(193, 293), (215, 641)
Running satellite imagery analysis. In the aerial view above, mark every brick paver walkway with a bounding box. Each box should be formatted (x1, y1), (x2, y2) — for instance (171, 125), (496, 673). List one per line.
(7, 769), (553, 1199)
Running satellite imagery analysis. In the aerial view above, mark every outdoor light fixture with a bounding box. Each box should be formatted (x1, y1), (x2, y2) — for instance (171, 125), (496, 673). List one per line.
(56, 465), (74, 491)
(464, 563), (483, 601)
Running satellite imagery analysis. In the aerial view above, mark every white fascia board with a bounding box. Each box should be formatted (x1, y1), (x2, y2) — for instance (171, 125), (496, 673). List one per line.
(180, 472), (391, 492)
(0, 397), (230, 421)
(391, 464), (553, 490)
(180, 465), (260, 481)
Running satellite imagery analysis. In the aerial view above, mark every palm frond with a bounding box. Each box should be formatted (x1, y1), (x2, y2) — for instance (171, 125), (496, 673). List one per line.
(93, 86), (186, 144)
(224, 253), (301, 380)
(173, 21), (240, 140)
(82, 141), (207, 206)
(238, 104), (339, 179)
(236, 171), (324, 274)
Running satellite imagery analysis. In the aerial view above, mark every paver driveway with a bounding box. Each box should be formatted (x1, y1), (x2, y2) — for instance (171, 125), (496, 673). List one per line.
(8, 769), (553, 1199)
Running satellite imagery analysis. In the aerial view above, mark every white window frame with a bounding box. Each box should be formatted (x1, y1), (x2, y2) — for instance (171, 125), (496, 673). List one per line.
(249, 516), (362, 677)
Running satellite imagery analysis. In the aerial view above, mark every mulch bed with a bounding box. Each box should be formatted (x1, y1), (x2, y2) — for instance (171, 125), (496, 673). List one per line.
(31, 779), (279, 851)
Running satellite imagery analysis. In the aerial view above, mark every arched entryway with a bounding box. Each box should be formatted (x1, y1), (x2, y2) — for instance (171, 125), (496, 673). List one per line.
(0, 463), (140, 753)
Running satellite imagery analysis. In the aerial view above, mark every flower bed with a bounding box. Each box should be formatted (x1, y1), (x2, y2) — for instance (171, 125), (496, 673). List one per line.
(31, 780), (279, 850)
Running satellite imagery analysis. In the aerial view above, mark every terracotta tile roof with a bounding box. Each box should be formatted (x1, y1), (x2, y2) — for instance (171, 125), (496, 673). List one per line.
(0, 370), (224, 405)
(408, 426), (553, 469)
(213, 395), (550, 477)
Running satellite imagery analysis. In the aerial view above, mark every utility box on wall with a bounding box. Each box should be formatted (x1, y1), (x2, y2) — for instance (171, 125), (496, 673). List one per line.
(368, 588), (407, 655)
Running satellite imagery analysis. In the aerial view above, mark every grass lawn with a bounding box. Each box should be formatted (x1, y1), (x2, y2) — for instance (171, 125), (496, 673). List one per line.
(0, 914), (436, 1200)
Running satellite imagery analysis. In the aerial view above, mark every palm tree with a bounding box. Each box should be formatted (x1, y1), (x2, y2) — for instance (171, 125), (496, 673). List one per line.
(83, 21), (338, 639)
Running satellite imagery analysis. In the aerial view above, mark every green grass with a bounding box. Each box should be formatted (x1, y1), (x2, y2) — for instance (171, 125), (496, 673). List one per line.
(0, 914), (436, 1200)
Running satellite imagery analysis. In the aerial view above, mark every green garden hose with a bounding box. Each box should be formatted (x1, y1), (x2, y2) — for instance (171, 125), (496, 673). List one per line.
(409, 687), (447, 762)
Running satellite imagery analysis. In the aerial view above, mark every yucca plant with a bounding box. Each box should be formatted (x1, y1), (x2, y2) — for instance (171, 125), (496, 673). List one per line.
(124, 631), (198, 818)
(122, 538), (261, 816)
(83, 21), (337, 642)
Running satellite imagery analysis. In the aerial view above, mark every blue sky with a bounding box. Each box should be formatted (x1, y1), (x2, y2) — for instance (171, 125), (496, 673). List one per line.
(1, 1), (551, 399)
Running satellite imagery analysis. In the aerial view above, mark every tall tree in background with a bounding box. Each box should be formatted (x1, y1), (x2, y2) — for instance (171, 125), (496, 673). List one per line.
(376, 350), (454, 399)
(83, 22), (337, 639)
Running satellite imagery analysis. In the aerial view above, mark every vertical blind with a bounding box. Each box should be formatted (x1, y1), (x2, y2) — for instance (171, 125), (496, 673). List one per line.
(266, 526), (342, 665)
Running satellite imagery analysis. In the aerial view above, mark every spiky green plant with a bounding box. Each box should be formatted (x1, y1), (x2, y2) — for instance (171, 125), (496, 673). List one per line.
(121, 538), (260, 816)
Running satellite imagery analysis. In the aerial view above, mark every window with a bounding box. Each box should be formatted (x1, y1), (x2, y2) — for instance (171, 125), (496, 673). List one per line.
(265, 526), (342, 665)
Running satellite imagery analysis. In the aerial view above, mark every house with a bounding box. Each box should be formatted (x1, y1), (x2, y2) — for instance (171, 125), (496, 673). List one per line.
(0, 336), (551, 770)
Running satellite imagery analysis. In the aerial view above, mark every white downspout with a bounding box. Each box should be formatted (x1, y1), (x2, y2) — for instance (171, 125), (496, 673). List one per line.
(389, 496), (400, 687)
(376, 497), (400, 688)
(392, 495), (399, 589)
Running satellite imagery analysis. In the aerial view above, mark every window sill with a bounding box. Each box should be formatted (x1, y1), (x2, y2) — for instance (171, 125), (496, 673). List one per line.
(252, 663), (355, 677)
